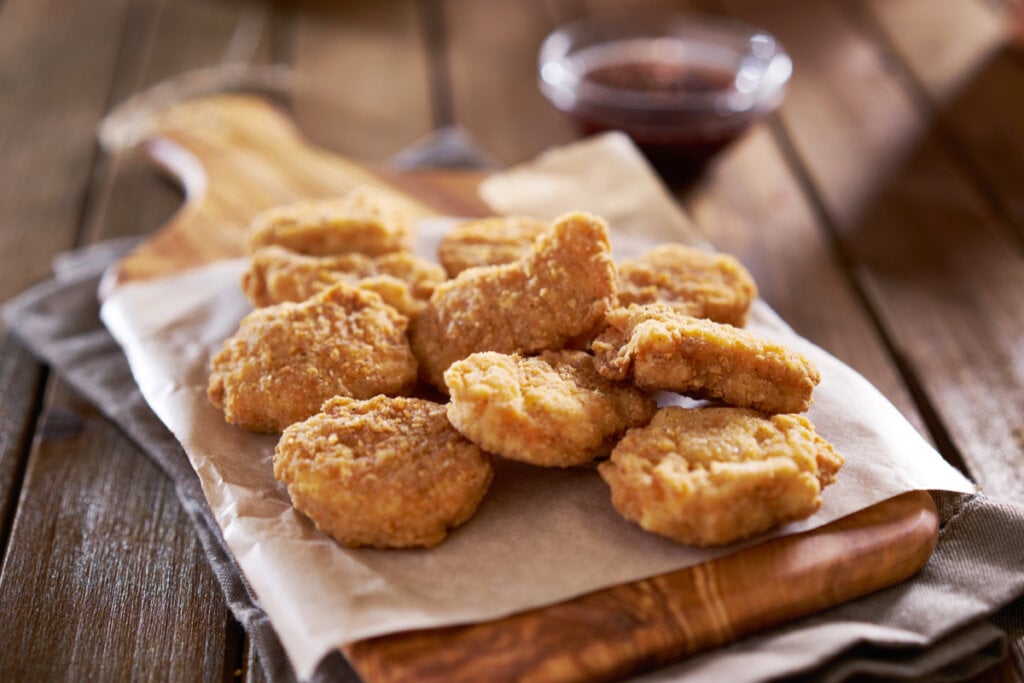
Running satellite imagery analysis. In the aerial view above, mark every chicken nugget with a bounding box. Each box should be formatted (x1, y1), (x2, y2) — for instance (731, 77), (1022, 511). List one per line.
(438, 215), (550, 277)
(617, 244), (757, 327)
(274, 396), (493, 548)
(444, 350), (657, 467)
(599, 406), (843, 546)
(208, 283), (417, 433)
(241, 245), (446, 317)
(593, 304), (819, 414)
(413, 211), (618, 391)
(246, 186), (415, 257)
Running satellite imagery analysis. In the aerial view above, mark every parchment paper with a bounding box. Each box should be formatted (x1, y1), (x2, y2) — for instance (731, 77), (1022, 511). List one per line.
(100, 133), (974, 680)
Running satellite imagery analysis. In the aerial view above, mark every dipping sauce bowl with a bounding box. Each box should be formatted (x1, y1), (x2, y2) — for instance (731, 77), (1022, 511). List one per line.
(538, 13), (792, 171)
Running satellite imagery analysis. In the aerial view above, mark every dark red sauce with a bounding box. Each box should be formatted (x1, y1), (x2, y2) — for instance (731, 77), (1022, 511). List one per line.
(583, 61), (735, 95)
(563, 53), (747, 179)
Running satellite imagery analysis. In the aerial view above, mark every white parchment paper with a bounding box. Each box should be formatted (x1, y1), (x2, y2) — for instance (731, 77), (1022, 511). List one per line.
(100, 133), (974, 680)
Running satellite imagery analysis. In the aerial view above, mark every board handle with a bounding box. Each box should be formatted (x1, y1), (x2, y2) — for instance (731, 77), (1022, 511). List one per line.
(99, 95), (435, 296)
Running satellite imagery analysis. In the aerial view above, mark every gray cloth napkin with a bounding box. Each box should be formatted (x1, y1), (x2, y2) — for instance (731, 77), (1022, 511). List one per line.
(4, 238), (1024, 683)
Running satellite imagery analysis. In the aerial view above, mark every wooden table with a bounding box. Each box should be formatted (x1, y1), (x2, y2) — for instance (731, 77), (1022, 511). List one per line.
(1, 0), (1022, 680)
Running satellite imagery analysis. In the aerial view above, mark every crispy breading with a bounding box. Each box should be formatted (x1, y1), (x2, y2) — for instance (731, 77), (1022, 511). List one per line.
(599, 406), (844, 546)
(444, 350), (657, 467)
(241, 245), (446, 317)
(274, 396), (493, 548)
(592, 304), (819, 414)
(207, 283), (417, 433)
(245, 186), (415, 257)
(438, 215), (550, 277)
(617, 244), (757, 326)
(412, 211), (618, 391)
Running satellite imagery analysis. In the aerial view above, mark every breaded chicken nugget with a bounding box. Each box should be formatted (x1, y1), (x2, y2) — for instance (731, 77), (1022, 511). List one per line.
(438, 215), (550, 277)
(246, 186), (415, 257)
(241, 245), (446, 317)
(208, 283), (417, 433)
(444, 350), (657, 467)
(592, 304), (819, 414)
(617, 244), (757, 327)
(274, 396), (493, 548)
(412, 211), (618, 391)
(599, 406), (843, 546)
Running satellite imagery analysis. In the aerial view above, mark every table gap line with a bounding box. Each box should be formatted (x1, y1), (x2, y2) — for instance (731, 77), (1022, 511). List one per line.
(222, 611), (246, 683)
(846, 0), (1024, 253)
(764, 115), (974, 479)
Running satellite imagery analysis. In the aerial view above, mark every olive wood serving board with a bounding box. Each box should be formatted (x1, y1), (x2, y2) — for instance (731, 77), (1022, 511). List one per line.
(105, 94), (940, 682)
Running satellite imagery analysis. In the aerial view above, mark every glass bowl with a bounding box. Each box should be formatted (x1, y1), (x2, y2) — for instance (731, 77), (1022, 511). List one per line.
(538, 12), (792, 168)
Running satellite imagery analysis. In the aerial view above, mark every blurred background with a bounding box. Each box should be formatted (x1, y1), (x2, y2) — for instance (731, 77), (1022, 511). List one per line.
(1, 0), (1021, 307)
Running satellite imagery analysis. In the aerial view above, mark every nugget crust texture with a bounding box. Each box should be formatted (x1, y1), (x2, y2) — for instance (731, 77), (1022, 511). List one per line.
(274, 396), (493, 548)
(207, 284), (417, 433)
(599, 406), (844, 546)
(617, 244), (757, 326)
(438, 215), (550, 277)
(413, 211), (618, 391)
(593, 304), (819, 414)
(444, 350), (657, 467)
(242, 245), (446, 317)
(246, 187), (414, 257)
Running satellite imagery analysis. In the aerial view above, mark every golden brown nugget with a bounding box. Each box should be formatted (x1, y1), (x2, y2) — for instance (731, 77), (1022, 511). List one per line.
(593, 304), (819, 414)
(444, 350), (657, 467)
(438, 215), (550, 277)
(241, 245), (446, 317)
(246, 186), (415, 257)
(208, 283), (417, 433)
(599, 406), (844, 546)
(617, 244), (757, 327)
(274, 396), (493, 549)
(413, 211), (618, 391)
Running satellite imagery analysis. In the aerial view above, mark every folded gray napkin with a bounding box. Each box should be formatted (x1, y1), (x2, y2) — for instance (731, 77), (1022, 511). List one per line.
(4, 238), (1024, 683)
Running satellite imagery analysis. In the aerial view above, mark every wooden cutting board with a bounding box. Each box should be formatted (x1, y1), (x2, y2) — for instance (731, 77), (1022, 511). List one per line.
(106, 94), (939, 682)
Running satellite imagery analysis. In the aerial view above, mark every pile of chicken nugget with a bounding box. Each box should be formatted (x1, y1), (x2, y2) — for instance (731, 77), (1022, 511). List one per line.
(207, 186), (844, 550)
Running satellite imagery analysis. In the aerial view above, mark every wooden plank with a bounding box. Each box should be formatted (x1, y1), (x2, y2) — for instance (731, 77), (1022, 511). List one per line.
(0, 0), (133, 305)
(0, 336), (45, 554)
(443, 0), (580, 164)
(715, 0), (1024, 498)
(287, 0), (434, 161)
(718, 0), (927, 231)
(81, 0), (277, 244)
(0, 381), (230, 679)
(685, 127), (928, 435)
(860, 0), (1024, 239)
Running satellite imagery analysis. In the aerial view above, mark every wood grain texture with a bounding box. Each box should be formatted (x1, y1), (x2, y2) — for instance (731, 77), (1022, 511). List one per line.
(81, 0), (277, 246)
(0, 0), (132, 305)
(287, 0), (434, 161)
(443, 0), (580, 164)
(862, 0), (1024, 239)
(101, 95), (439, 293)
(0, 335), (44, 555)
(717, 0), (1024, 501)
(345, 491), (938, 683)
(0, 381), (230, 680)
